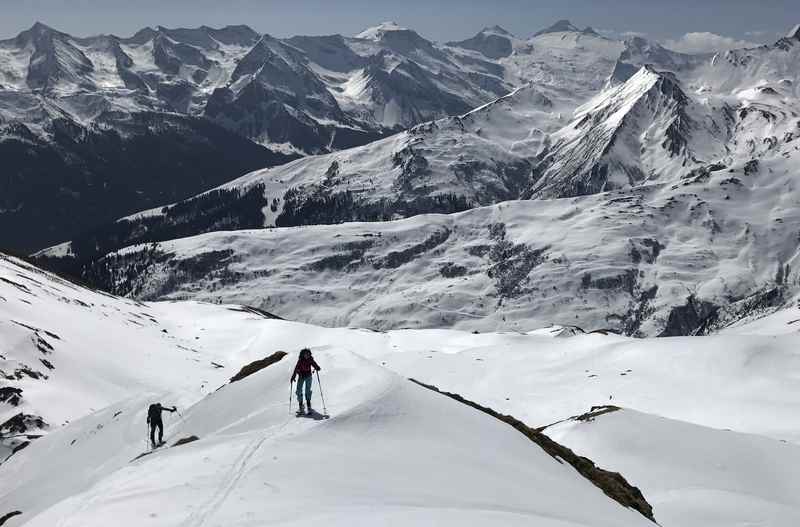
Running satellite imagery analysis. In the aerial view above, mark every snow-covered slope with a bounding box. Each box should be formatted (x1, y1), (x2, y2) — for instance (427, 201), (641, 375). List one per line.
(526, 66), (729, 198)
(119, 82), (559, 230)
(85, 129), (800, 337)
(501, 26), (624, 107)
(0, 252), (280, 461)
(546, 408), (800, 527)
(29, 80), (569, 268)
(5, 254), (800, 526)
(1, 253), (660, 526)
(260, 317), (800, 527)
(1, 350), (653, 527)
(687, 26), (800, 96)
(718, 295), (800, 335)
(348, 328), (800, 442)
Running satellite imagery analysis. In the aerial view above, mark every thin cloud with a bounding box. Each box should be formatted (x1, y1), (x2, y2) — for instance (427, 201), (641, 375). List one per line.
(744, 29), (782, 40)
(620, 31), (648, 39)
(595, 28), (648, 40)
(662, 32), (759, 54)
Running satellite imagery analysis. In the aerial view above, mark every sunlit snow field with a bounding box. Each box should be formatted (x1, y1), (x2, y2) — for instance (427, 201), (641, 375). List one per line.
(2, 254), (800, 526)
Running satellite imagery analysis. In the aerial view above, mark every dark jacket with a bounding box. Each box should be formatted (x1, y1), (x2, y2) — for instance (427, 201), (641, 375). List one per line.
(292, 356), (321, 380)
(147, 403), (175, 424)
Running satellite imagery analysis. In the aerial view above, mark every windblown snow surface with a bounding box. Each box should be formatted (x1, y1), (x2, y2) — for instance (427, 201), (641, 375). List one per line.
(3, 253), (800, 526)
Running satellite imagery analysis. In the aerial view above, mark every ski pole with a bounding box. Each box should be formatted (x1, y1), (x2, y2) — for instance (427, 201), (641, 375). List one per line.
(289, 380), (294, 414)
(315, 371), (327, 415)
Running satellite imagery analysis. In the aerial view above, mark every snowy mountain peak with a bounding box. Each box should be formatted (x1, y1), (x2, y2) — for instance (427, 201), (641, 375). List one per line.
(13, 21), (64, 44)
(526, 65), (707, 199)
(25, 21), (57, 35)
(533, 19), (583, 37)
(448, 24), (516, 58)
(203, 24), (261, 45)
(356, 21), (408, 40)
(583, 65), (685, 116)
(600, 66), (689, 125)
(354, 21), (436, 56)
(482, 25), (515, 37)
(788, 24), (800, 40)
(126, 26), (158, 44)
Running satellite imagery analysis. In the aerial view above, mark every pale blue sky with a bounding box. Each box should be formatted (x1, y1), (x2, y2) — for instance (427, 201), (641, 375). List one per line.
(0, 0), (794, 44)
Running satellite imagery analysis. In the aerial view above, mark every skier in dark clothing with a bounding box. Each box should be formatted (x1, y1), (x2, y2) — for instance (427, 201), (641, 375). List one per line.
(147, 403), (176, 447)
(291, 348), (321, 415)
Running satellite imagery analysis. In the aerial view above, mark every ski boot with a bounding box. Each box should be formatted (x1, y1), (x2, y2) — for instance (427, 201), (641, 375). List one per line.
(297, 401), (305, 415)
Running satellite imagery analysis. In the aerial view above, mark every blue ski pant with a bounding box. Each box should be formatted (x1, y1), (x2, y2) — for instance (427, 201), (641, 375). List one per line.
(296, 374), (313, 402)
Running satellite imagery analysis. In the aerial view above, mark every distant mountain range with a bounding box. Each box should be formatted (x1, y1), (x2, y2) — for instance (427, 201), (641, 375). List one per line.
(1, 19), (621, 251)
(7, 19), (626, 252)
(5, 18), (800, 336)
(25, 21), (800, 337)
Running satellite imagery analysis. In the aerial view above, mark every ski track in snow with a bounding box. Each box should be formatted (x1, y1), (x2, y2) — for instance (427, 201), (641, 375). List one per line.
(178, 392), (331, 527)
(180, 434), (269, 527)
(143, 356), (399, 527)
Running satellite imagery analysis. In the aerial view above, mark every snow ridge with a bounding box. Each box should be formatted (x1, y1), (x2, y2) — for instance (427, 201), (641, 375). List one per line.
(527, 66), (723, 198)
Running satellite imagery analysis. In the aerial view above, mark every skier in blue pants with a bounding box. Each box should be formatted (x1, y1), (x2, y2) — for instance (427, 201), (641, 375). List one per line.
(291, 348), (321, 415)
